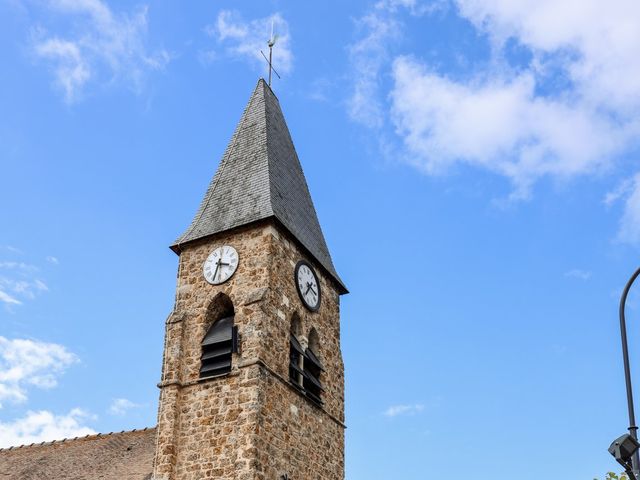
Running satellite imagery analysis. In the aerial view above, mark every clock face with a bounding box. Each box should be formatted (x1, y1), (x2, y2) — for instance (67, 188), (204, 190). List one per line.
(295, 260), (321, 311)
(203, 246), (239, 285)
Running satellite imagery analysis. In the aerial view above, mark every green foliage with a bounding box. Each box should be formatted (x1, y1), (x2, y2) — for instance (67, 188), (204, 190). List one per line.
(594, 473), (629, 480)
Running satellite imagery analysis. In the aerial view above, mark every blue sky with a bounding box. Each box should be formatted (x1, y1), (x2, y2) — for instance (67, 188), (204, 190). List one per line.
(1, 0), (640, 478)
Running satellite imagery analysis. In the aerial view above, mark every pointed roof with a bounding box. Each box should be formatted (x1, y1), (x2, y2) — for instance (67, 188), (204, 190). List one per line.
(172, 79), (347, 294)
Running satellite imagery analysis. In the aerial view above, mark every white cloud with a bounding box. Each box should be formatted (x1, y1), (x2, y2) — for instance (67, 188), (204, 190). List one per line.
(605, 178), (635, 208)
(108, 398), (142, 416)
(46, 256), (59, 265)
(616, 174), (640, 245)
(0, 262), (37, 271)
(347, 6), (402, 129)
(390, 56), (621, 199)
(347, 0), (445, 128)
(0, 255), (50, 306)
(454, 0), (640, 112)
(0, 246), (23, 254)
(0, 337), (78, 407)
(205, 10), (292, 77)
(34, 36), (90, 102)
(197, 49), (217, 66)
(0, 271), (48, 306)
(564, 269), (592, 281)
(383, 403), (425, 417)
(0, 409), (95, 448)
(0, 291), (21, 306)
(30, 0), (170, 102)
(349, 0), (640, 238)
(307, 78), (335, 103)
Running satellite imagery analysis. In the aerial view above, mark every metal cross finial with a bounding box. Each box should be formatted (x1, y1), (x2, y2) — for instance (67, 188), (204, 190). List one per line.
(261, 19), (281, 87)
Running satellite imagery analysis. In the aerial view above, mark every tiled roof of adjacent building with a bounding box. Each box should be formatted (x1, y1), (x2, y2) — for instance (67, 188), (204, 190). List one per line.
(171, 78), (347, 294)
(0, 427), (156, 480)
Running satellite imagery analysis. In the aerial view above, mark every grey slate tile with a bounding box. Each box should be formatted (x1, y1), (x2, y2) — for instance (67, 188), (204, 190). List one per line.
(172, 79), (347, 294)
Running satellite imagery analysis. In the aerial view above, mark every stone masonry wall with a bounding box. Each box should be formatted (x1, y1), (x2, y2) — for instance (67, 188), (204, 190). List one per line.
(253, 222), (345, 479)
(153, 220), (345, 480)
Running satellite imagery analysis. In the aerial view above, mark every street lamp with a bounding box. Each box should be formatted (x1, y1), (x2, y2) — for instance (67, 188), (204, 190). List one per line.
(610, 267), (640, 480)
(609, 433), (640, 478)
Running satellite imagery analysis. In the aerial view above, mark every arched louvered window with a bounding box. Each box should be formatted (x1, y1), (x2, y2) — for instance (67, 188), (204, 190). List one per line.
(289, 315), (304, 388)
(303, 328), (323, 405)
(200, 317), (237, 378)
(200, 295), (237, 379)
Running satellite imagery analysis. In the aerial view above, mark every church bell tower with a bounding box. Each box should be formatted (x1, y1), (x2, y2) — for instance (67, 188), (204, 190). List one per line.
(153, 79), (348, 480)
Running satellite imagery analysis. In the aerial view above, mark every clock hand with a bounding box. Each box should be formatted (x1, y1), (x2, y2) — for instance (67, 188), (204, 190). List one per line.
(212, 261), (220, 281)
(305, 283), (312, 295)
(217, 259), (224, 281)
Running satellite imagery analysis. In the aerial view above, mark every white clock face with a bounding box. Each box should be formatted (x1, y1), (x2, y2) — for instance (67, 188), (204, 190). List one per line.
(203, 246), (239, 285)
(295, 261), (321, 311)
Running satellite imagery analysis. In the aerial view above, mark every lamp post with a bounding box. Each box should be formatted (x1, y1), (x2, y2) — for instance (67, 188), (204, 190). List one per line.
(615, 267), (640, 478)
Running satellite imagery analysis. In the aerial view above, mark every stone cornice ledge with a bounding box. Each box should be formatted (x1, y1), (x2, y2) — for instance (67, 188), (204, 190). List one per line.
(157, 357), (346, 429)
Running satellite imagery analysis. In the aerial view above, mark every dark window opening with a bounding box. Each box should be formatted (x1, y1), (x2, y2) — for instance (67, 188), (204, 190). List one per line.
(303, 346), (324, 405)
(289, 334), (305, 388)
(288, 321), (324, 406)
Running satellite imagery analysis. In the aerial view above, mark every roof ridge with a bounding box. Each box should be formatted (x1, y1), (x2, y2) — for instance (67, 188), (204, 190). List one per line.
(261, 85), (347, 293)
(174, 80), (269, 249)
(171, 77), (347, 293)
(0, 426), (156, 452)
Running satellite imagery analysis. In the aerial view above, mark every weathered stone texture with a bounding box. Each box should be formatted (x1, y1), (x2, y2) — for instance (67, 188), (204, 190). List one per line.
(255, 373), (344, 480)
(153, 220), (345, 480)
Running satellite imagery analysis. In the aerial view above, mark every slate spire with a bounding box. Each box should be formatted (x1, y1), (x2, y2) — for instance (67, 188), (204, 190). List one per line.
(172, 79), (346, 293)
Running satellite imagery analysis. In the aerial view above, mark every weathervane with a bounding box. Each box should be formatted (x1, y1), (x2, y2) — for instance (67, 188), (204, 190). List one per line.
(261, 20), (281, 87)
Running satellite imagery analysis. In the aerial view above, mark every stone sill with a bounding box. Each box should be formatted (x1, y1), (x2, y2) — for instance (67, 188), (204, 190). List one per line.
(157, 360), (346, 428)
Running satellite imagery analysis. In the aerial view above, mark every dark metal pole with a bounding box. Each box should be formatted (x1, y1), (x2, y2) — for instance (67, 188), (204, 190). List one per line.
(619, 266), (640, 477)
(268, 45), (273, 87)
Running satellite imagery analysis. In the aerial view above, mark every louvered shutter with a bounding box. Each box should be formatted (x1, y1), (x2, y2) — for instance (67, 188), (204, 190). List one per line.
(303, 348), (324, 405)
(289, 335), (305, 388)
(200, 316), (235, 378)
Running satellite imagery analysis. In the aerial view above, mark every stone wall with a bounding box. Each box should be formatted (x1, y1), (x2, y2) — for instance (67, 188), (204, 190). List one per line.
(153, 220), (345, 480)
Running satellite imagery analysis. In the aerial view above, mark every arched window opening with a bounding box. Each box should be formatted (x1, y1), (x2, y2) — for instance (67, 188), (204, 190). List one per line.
(289, 314), (304, 388)
(200, 295), (237, 379)
(303, 328), (323, 405)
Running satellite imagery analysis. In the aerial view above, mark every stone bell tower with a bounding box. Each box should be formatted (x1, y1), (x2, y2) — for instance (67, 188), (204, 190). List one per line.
(152, 79), (348, 480)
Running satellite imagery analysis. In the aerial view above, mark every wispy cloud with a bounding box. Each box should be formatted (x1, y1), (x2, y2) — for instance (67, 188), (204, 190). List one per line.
(0, 291), (21, 306)
(603, 175), (640, 244)
(0, 260), (48, 307)
(383, 403), (425, 417)
(348, 0), (640, 235)
(108, 398), (142, 416)
(0, 409), (95, 448)
(197, 48), (217, 66)
(564, 269), (592, 281)
(0, 336), (78, 407)
(29, 0), (171, 102)
(0, 262), (37, 271)
(606, 174), (640, 245)
(347, 0), (443, 129)
(204, 10), (292, 77)
(307, 78), (334, 103)
(605, 178), (635, 207)
(45, 256), (59, 265)
(390, 57), (621, 200)
(0, 246), (23, 254)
